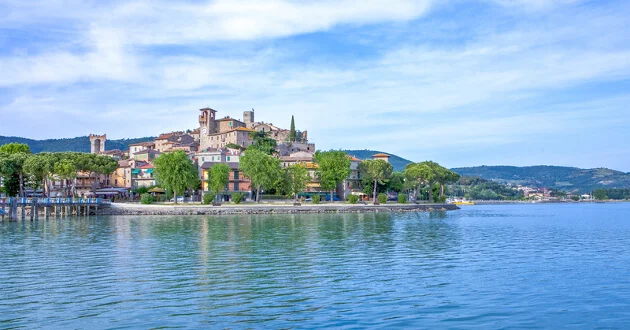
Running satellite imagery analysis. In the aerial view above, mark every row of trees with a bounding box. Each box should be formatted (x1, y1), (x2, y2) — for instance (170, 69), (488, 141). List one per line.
(0, 143), (119, 197)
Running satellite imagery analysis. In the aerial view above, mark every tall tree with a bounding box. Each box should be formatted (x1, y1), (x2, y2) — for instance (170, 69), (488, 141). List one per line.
(405, 163), (434, 202)
(285, 164), (309, 203)
(23, 153), (55, 197)
(54, 159), (77, 197)
(0, 143), (31, 197)
(289, 115), (296, 142)
(359, 159), (393, 204)
(207, 163), (231, 203)
(153, 151), (199, 204)
(314, 150), (351, 202)
(240, 149), (282, 203)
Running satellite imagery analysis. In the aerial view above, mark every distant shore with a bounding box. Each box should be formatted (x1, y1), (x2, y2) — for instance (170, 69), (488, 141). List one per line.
(98, 203), (459, 216)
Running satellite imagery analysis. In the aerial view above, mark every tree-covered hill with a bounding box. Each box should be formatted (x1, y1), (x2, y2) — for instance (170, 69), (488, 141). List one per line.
(451, 165), (630, 193)
(0, 135), (155, 153)
(343, 150), (413, 172)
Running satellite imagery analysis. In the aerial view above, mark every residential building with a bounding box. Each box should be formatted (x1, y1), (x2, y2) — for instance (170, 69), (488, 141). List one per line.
(131, 163), (157, 188)
(129, 141), (156, 158)
(133, 149), (161, 162)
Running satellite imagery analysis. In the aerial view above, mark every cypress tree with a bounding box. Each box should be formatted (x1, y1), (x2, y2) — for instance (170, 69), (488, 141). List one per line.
(289, 115), (296, 142)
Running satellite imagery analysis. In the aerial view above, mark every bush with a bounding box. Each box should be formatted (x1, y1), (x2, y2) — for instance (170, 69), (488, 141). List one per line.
(140, 194), (154, 205)
(436, 196), (447, 203)
(203, 193), (215, 205)
(398, 193), (408, 204)
(570, 196), (580, 201)
(312, 195), (321, 204)
(377, 193), (388, 204)
(348, 195), (359, 204)
(232, 193), (243, 204)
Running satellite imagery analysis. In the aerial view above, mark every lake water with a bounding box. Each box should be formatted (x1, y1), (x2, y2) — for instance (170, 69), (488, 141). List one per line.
(1, 204), (629, 329)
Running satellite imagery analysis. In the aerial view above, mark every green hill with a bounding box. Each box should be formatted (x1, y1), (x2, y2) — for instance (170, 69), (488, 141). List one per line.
(343, 150), (413, 172)
(451, 165), (630, 193)
(0, 135), (155, 153)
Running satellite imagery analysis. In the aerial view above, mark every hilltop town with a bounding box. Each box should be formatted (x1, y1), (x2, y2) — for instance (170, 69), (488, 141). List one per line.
(6, 107), (393, 202)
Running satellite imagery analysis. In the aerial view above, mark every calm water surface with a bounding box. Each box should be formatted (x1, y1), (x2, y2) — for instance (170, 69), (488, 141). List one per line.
(1, 204), (629, 329)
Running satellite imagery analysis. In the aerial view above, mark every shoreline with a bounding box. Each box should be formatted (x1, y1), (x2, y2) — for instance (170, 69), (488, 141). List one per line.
(98, 203), (460, 216)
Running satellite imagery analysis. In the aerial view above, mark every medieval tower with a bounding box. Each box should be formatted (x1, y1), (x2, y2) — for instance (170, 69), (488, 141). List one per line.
(199, 107), (218, 151)
(89, 134), (106, 154)
(243, 109), (255, 128)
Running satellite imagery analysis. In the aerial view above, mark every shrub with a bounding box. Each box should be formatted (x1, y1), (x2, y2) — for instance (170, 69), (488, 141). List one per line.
(570, 196), (580, 201)
(203, 193), (215, 205)
(233, 193), (243, 204)
(140, 193), (154, 205)
(398, 193), (408, 204)
(348, 195), (359, 204)
(312, 195), (321, 204)
(436, 196), (447, 203)
(377, 193), (388, 204)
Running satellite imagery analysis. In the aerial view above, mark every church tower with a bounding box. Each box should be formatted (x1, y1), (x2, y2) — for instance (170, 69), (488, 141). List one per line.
(199, 107), (217, 150)
(89, 134), (106, 154)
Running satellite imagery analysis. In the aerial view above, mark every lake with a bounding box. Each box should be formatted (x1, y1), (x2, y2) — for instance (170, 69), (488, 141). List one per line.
(1, 203), (629, 329)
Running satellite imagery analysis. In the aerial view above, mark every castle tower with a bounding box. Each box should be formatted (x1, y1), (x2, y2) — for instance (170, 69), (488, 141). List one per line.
(89, 134), (106, 154)
(199, 107), (218, 151)
(243, 109), (255, 128)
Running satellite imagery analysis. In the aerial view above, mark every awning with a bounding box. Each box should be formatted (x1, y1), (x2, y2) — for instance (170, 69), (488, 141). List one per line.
(131, 169), (140, 174)
(145, 169), (154, 174)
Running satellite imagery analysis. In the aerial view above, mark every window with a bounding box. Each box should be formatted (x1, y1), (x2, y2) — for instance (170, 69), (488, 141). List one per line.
(227, 156), (231, 161)
(234, 170), (239, 180)
(202, 157), (205, 162)
(234, 182), (239, 191)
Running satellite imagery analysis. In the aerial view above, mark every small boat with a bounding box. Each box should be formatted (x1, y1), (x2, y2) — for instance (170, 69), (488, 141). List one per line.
(454, 201), (475, 205)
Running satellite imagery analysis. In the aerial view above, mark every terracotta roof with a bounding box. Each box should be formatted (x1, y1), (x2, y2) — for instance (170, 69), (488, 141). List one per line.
(216, 116), (244, 123)
(135, 149), (162, 155)
(102, 149), (123, 155)
(199, 107), (217, 112)
(129, 141), (155, 147)
(118, 160), (131, 167)
(372, 153), (390, 157)
(234, 127), (254, 132)
(137, 164), (155, 169)
(349, 156), (361, 162)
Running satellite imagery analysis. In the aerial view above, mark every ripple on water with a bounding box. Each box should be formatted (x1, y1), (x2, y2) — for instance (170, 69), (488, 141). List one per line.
(1, 204), (630, 328)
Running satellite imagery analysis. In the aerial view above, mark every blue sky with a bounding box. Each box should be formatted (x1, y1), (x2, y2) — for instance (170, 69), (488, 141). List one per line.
(1, 0), (629, 171)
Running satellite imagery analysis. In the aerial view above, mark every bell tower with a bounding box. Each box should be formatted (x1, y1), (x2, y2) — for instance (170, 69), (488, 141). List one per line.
(89, 134), (106, 154)
(199, 107), (217, 150)
(243, 109), (255, 128)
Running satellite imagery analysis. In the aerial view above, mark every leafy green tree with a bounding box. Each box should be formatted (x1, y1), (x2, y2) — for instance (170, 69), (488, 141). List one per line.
(207, 163), (231, 203)
(240, 149), (282, 203)
(23, 153), (56, 197)
(593, 189), (609, 200)
(153, 151), (199, 204)
(289, 115), (296, 142)
(405, 163), (433, 202)
(359, 159), (393, 204)
(248, 131), (277, 155)
(285, 164), (309, 203)
(0, 143), (31, 197)
(54, 159), (77, 197)
(314, 150), (351, 202)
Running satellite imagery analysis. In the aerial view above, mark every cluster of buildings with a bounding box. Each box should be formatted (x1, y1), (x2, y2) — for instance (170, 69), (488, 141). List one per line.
(88, 107), (387, 201)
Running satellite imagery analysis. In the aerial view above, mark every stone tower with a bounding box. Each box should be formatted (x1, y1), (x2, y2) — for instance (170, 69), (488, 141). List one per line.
(199, 107), (218, 151)
(89, 134), (106, 154)
(243, 109), (255, 128)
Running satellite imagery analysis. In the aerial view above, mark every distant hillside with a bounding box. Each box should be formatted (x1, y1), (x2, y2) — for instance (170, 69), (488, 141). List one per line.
(343, 150), (413, 172)
(0, 135), (155, 153)
(452, 165), (630, 193)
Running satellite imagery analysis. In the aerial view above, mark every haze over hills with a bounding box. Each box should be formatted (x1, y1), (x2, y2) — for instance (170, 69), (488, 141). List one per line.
(452, 166), (630, 193)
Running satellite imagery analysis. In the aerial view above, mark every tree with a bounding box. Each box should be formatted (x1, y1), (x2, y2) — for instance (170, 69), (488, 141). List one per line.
(285, 164), (309, 203)
(593, 189), (609, 200)
(314, 150), (351, 202)
(387, 171), (405, 193)
(0, 143), (31, 197)
(207, 163), (231, 203)
(54, 159), (77, 197)
(405, 163), (433, 202)
(240, 149), (282, 203)
(248, 131), (277, 155)
(23, 153), (55, 197)
(358, 159), (393, 204)
(153, 151), (199, 204)
(289, 115), (296, 142)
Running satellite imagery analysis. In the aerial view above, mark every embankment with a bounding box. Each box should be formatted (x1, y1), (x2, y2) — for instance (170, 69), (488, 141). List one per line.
(99, 203), (459, 216)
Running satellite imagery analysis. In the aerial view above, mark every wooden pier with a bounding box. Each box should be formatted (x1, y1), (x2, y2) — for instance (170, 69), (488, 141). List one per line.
(0, 198), (110, 221)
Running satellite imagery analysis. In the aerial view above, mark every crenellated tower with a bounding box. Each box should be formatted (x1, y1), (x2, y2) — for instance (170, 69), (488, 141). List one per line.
(199, 107), (218, 150)
(89, 134), (106, 154)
